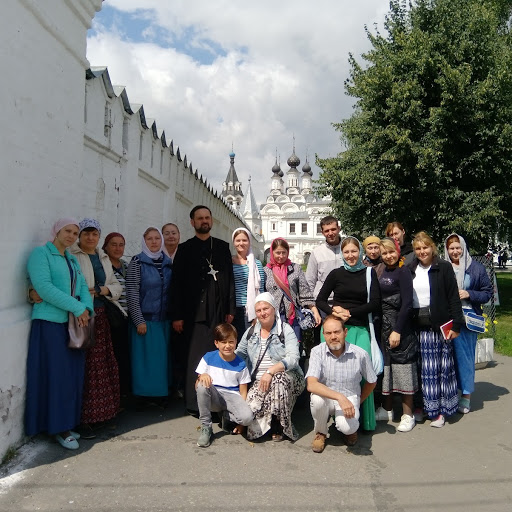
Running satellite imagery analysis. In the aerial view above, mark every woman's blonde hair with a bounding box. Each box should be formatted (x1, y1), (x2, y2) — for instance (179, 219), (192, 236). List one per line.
(412, 231), (438, 256)
(379, 238), (398, 253)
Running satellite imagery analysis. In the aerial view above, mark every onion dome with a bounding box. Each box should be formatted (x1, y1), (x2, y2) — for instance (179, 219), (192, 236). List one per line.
(287, 148), (300, 168)
(302, 160), (312, 175)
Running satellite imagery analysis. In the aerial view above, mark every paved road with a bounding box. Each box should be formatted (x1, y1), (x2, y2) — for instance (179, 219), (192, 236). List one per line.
(1, 355), (511, 512)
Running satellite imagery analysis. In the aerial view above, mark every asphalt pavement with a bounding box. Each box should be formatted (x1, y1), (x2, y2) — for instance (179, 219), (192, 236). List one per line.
(1, 354), (511, 512)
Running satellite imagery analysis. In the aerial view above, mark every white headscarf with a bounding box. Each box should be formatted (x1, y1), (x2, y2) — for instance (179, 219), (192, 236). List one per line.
(444, 233), (473, 290)
(142, 227), (164, 260)
(254, 292), (283, 336)
(232, 227), (261, 321)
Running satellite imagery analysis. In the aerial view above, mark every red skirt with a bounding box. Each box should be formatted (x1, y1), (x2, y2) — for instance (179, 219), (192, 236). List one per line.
(81, 307), (120, 424)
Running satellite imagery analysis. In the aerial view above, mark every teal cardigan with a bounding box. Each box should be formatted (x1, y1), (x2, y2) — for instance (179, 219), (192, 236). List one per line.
(27, 242), (93, 323)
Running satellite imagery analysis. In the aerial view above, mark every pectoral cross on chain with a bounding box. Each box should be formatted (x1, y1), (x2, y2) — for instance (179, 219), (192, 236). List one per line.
(208, 264), (218, 281)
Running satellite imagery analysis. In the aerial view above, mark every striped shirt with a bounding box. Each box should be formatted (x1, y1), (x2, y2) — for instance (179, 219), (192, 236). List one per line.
(196, 350), (251, 394)
(255, 337), (274, 380)
(306, 342), (377, 397)
(233, 259), (265, 307)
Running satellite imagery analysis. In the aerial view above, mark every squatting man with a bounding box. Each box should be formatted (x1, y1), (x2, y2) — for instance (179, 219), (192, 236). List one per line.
(306, 315), (377, 453)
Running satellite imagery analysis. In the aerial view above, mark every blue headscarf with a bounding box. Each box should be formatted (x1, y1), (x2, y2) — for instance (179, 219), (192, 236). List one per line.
(341, 237), (367, 272)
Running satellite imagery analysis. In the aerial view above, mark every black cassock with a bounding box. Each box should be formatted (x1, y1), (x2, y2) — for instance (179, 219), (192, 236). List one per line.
(169, 235), (235, 411)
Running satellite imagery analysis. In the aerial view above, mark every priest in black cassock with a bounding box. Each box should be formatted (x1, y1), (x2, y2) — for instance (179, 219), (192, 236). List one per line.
(169, 205), (235, 413)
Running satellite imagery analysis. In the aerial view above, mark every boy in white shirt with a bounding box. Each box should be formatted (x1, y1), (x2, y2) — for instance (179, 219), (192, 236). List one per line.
(195, 323), (254, 447)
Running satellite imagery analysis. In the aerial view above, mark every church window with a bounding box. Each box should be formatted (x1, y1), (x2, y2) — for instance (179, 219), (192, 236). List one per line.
(271, 222), (277, 231)
(301, 223), (308, 234)
(289, 223), (296, 234)
(317, 223), (322, 234)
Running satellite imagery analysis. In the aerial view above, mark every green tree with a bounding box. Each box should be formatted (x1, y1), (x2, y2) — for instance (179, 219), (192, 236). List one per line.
(317, 0), (512, 252)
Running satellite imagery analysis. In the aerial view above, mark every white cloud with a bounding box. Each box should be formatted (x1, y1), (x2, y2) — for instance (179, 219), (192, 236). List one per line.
(87, 0), (389, 203)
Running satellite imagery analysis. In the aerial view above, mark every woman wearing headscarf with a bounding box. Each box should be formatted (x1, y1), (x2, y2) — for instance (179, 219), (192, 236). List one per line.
(363, 235), (384, 278)
(26, 218), (93, 450)
(231, 227), (265, 341)
(316, 236), (381, 431)
(410, 231), (465, 428)
(102, 232), (131, 397)
(264, 238), (321, 342)
(235, 292), (304, 441)
(444, 233), (492, 414)
(126, 227), (172, 406)
(71, 219), (122, 434)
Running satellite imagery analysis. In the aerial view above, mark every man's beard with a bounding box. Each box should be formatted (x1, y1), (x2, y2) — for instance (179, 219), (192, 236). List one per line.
(196, 224), (211, 234)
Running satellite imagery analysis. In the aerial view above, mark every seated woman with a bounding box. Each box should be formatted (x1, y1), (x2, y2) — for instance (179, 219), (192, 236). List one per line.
(375, 238), (418, 432)
(316, 236), (381, 431)
(26, 218), (93, 450)
(126, 227), (172, 407)
(236, 292), (305, 441)
(231, 227), (265, 341)
(264, 237), (321, 343)
(410, 231), (464, 428)
(102, 232), (131, 397)
(71, 219), (122, 433)
(444, 233), (492, 414)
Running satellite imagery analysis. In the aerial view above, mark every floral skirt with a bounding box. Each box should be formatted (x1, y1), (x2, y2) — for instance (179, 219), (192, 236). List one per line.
(246, 369), (305, 441)
(81, 307), (120, 424)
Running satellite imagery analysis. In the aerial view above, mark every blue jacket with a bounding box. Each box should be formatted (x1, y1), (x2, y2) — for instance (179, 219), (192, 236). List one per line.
(27, 242), (93, 323)
(235, 319), (303, 375)
(465, 261), (493, 316)
(138, 252), (172, 322)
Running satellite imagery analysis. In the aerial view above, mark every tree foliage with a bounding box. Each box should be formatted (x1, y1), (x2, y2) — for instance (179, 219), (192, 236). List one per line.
(316, 0), (512, 252)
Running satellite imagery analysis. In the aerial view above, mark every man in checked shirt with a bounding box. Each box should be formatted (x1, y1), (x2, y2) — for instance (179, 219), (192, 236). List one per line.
(306, 315), (377, 453)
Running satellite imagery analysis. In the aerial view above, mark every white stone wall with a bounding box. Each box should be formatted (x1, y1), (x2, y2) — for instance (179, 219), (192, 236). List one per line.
(0, 0), (259, 459)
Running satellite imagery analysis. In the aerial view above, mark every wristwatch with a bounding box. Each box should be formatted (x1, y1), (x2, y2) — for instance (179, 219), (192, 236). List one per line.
(265, 370), (273, 376)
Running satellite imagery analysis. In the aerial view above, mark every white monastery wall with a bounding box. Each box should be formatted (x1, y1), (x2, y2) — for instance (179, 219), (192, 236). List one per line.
(0, 0), (258, 459)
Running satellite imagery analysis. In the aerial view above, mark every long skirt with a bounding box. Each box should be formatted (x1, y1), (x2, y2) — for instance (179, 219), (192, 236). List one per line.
(131, 320), (171, 397)
(346, 325), (376, 431)
(81, 307), (120, 424)
(419, 330), (458, 418)
(246, 370), (305, 441)
(381, 363), (418, 395)
(25, 320), (85, 436)
(452, 326), (477, 395)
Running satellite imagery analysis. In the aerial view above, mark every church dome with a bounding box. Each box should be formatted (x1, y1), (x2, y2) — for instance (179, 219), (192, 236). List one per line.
(302, 160), (312, 175)
(287, 149), (300, 168)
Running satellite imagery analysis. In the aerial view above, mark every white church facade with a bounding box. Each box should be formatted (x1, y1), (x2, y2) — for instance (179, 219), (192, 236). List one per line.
(221, 147), (333, 264)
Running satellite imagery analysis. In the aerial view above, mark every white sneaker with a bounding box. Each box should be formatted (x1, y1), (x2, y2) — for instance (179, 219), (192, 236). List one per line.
(396, 414), (415, 432)
(375, 406), (393, 422)
(430, 415), (445, 428)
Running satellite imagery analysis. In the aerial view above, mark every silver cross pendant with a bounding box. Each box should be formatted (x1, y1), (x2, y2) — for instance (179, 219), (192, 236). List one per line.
(208, 264), (218, 281)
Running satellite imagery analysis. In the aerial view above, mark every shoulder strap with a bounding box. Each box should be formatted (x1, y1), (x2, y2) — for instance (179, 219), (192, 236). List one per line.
(366, 266), (377, 342)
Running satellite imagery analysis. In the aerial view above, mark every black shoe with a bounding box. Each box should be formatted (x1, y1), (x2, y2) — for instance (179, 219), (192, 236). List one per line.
(76, 424), (97, 440)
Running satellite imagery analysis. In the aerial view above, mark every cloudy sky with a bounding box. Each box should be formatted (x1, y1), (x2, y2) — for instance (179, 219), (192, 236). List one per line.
(87, 1), (390, 204)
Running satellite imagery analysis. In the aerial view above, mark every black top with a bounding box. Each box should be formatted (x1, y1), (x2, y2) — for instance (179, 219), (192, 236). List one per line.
(316, 267), (381, 327)
(378, 265), (413, 334)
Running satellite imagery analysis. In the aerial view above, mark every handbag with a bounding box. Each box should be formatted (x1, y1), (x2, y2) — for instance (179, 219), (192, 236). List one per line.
(66, 256), (95, 350)
(463, 308), (486, 333)
(413, 306), (431, 329)
(366, 267), (384, 375)
(280, 284), (316, 330)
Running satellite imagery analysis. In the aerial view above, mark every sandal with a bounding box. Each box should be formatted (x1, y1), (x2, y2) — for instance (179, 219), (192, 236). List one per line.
(458, 398), (471, 414)
(272, 433), (283, 442)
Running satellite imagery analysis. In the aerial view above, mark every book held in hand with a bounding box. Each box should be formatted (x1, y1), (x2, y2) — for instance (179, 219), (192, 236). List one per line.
(440, 319), (453, 340)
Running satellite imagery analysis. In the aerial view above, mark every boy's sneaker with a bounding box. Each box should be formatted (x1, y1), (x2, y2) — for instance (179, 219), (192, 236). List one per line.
(396, 414), (415, 432)
(197, 425), (213, 447)
(375, 406), (393, 422)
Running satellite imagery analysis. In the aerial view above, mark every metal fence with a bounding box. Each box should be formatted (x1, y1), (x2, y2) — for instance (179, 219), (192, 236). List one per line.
(474, 255), (496, 339)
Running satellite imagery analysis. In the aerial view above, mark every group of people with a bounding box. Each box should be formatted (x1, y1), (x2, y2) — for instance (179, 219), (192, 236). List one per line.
(25, 210), (492, 454)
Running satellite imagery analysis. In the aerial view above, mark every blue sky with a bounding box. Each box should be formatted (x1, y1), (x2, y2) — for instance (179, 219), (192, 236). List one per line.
(87, 1), (389, 203)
